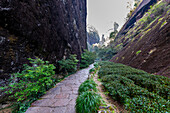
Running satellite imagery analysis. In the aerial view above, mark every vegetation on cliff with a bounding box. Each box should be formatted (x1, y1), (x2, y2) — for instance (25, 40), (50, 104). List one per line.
(111, 0), (170, 76)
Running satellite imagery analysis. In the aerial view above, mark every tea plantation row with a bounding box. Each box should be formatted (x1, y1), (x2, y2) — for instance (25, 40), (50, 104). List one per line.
(98, 61), (170, 113)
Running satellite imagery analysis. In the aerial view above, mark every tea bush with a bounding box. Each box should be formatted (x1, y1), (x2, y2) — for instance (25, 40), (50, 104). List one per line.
(98, 61), (170, 112)
(58, 54), (79, 74)
(125, 95), (169, 113)
(126, 74), (170, 99)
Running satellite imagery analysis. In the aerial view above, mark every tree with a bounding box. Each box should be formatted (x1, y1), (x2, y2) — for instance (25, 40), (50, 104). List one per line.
(109, 22), (119, 39)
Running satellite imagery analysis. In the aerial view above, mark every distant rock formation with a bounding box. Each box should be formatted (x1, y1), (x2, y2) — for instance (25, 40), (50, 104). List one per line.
(87, 25), (100, 45)
(0, 0), (87, 79)
(99, 35), (106, 46)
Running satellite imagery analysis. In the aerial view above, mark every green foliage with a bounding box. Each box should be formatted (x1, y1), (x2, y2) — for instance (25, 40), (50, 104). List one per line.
(150, 2), (167, 17)
(98, 61), (170, 112)
(109, 30), (118, 39)
(89, 68), (95, 74)
(12, 98), (36, 113)
(94, 62), (99, 69)
(3, 58), (56, 112)
(137, 1), (168, 29)
(76, 91), (102, 113)
(6, 58), (56, 102)
(98, 62), (147, 78)
(80, 50), (96, 69)
(58, 54), (79, 74)
(126, 74), (170, 99)
(125, 96), (169, 113)
(76, 78), (102, 113)
(97, 47), (117, 61)
(78, 79), (98, 94)
(136, 50), (141, 55)
(161, 20), (167, 28)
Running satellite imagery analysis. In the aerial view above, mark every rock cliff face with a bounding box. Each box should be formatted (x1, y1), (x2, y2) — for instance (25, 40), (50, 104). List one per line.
(87, 32), (100, 45)
(116, 0), (157, 39)
(0, 0), (87, 79)
(111, 0), (170, 77)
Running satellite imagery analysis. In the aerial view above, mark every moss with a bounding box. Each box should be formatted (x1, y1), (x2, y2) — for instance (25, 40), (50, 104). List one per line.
(145, 28), (151, 34)
(144, 16), (160, 30)
(158, 17), (164, 22)
(166, 9), (170, 14)
(136, 50), (141, 55)
(161, 20), (167, 28)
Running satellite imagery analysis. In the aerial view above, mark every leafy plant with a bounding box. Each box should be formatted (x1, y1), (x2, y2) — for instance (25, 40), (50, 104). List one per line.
(3, 58), (56, 112)
(6, 58), (56, 102)
(76, 91), (102, 113)
(97, 47), (117, 61)
(136, 50), (141, 55)
(125, 96), (169, 112)
(98, 61), (170, 112)
(89, 68), (95, 74)
(58, 54), (79, 74)
(78, 79), (98, 94)
(80, 50), (96, 68)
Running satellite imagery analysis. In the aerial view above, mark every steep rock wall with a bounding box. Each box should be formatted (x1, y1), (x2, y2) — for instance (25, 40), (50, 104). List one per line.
(111, 1), (170, 77)
(0, 0), (87, 79)
(116, 0), (157, 39)
(87, 32), (100, 45)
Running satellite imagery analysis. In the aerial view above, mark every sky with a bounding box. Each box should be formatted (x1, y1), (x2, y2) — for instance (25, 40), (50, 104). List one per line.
(87, 0), (134, 38)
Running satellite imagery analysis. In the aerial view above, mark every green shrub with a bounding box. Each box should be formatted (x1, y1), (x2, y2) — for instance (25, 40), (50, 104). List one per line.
(58, 54), (79, 74)
(78, 79), (98, 94)
(97, 47), (117, 61)
(89, 68), (95, 74)
(6, 58), (56, 102)
(76, 91), (102, 113)
(102, 75), (169, 112)
(126, 74), (170, 99)
(125, 96), (169, 113)
(3, 58), (56, 112)
(151, 2), (167, 17)
(80, 50), (96, 68)
(98, 61), (170, 112)
(98, 65), (147, 78)
(94, 62), (99, 69)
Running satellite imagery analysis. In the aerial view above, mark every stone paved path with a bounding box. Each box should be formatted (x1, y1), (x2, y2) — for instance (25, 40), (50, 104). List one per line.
(26, 64), (93, 113)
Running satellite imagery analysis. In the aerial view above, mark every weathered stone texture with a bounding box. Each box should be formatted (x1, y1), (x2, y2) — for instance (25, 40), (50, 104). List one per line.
(0, 0), (87, 79)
